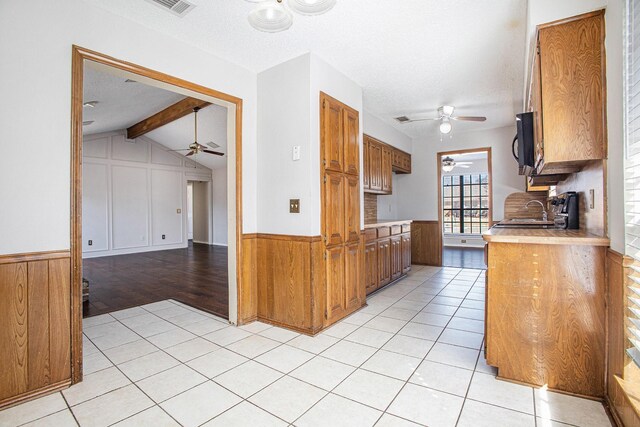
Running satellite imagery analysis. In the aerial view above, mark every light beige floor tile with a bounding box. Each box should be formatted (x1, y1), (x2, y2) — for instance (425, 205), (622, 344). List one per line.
(118, 313), (163, 329)
(438, 289), (469, 299)
(467, 372), (534, 414)
(382, 335), (434, 358)
(438, 328), (484, 350)
(255, 344), (314, 373)
(345, 327), (394, 349)
(248, 376), (326, 423)
(137, 364), (207, 403)
(398, 322), (443, 341)
(342, 312), (376, 326)
(164, 337), (219, 362)
(461, 299), (485, 310)
(142, 300), (177, 312)
(534, 388), (611, 427)
(202, 326), (252, 346)
(287, 334), (339, 354)
(425, 342), (479, 370)
(391, 300), (428, 311)
(103, 339), (158, 365)
(160, 381), (241, 427)
(239, 321), (273, 334)
(153, 305), (193, 320)
(182, 318), (228, 336)
(82, 336), (99, 356)
(128, 319), (180, 339)
(388, 384), (464, 427)
(430, 296), (464, 307)
(20, 409), (77, 427)
(213, 360), (282, 398)
(363, 316), (407, 334)
(82, 314), (116, 328)
(112, 406), (180, 427)
(295, 393), (382, 427)
(409, 360), (473, 396)
(380, 307), (419, 321)
(203, 401), (287, 427)
(535, 418), (576, 426)
(289, 356), (356, 391)
(321, 340), (378, 367)
(187, 347), (248, 378)
(109, 307), (147, 320)
(258, 326), (300, 343)
(374, 413), (421, 426)
(361, 350), (421, 381)
(458, 399), (535, 427)
(118, 350), (180, 382)
(322, 322), (360, 339)
(71, 384), (154, 427)
(63, 366), (131, 406)
(165, 311), (209, 327)
(226, 335), (280, 358)
(455, 307), (485, 321)
(411, 312), (451, 327)
(475, 354), (497, 375)
(334, 369), (404, 410)
(146, 328), (196, 349)
(0, 393), (67, 427)
(83, 351), (113, 375)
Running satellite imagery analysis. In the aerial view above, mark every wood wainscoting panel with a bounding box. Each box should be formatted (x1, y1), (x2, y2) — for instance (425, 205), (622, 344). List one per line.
(410, 221), (442, 266)
(0, 251), (71, 409)
(238, 235), (258, 325)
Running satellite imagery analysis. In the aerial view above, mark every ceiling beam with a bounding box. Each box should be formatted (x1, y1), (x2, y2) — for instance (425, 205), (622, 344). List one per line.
(126, 97), (211, 140)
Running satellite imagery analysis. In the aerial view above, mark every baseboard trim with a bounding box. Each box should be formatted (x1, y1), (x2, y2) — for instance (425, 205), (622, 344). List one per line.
(0, 379), (71, 410)
(0, 250), (70, 264)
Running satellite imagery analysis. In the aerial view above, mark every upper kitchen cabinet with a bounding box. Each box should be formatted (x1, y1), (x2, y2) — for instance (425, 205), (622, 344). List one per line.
(322, 94), (360, 176)
(363, 134), (411, 194)
(529, 10), (606, 176)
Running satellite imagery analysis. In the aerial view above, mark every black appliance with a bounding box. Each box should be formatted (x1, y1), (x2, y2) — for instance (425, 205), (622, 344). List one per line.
(512, 112), (535, 175)
(552, 192), (579, 230)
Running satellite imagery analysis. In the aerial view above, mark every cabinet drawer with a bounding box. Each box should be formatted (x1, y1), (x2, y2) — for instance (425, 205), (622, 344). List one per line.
(364, 228), (377, 241)
(401, 224), (411, 233)
(391, 225), (401, 235)
(377, 227), (391, 238)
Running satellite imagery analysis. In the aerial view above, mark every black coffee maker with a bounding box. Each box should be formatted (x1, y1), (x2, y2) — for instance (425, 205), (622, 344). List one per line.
(552, 192), (579, 230)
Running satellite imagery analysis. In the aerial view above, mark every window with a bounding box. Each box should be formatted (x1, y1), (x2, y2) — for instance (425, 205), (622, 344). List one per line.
(442, 173), (490, 235)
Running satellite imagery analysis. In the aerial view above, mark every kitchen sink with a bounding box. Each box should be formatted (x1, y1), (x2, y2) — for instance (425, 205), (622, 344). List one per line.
(493, 218), (553, 229)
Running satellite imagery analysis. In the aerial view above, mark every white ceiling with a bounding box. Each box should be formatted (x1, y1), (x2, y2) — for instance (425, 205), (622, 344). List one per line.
(84, 0), (527, 138)
(83, 65), (228, 170)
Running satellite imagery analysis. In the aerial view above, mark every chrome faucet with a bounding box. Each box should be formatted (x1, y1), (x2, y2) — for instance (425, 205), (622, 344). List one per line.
(524, 200), (548, 221)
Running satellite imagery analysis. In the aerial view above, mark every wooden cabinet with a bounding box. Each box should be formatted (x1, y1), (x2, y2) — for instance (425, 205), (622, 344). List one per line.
(325, 246), (345, 324)
(363, 221), (412, 295)
(377, 239), (391, 287)
(529, 10), (606, 176)
(390, 235), (402, 280)
(323, 171), (345, 246)
(363, 135), (411, 195)
(364, 241), (378, 294)
(401, 233), (411, 274)
(343, 108), (359, 176)
(344, 242), (362, 311)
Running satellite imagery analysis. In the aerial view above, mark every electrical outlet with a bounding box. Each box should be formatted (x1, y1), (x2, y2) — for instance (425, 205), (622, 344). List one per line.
(162, 234), (166, 240)
(461, 239), (467, 243)
(88, 240), (93, 246)
(290, 199), (300, 213)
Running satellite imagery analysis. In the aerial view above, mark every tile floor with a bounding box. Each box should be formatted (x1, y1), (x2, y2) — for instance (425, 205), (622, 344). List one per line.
(0, 266), (612, 427)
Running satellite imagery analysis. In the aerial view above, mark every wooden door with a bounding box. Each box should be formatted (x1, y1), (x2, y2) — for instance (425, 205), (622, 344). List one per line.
(369, 141), (382, 192)
(363, 140), (370, 190)
(344, 242), (361, 311)
(381, 146), (392, 194)
(364, 241), (378, 294)
(401, 234), (411, 274)
(325, 246), (345, 323)
(391, 236), (402, 280)
(378, 239), (391, 286)
(343, 108), (359, 176)
(322, 96), (344, 172)
(344, 175), (360, 244)
(324, 171), (344, 246)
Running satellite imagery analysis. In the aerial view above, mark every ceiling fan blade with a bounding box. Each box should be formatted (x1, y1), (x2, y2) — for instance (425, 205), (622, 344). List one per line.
(458, 165), (471, 168)
(185, 150), (195, 157)
(451, 116), (487, 122)
(203, 149), (224, 156)
(168, 149), (191, 152)
(456, 161), (474, 165)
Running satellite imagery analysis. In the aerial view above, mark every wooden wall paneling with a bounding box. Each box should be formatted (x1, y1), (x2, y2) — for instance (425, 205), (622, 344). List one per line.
(238, 235), (258, 324)
(27, 261), (50, 389)
(322, 95), (344, 173)
(343, 108), (359, 176)
(310, 239), (326, 334)
(410, 221), (442, 266)
(48, 258), (71, 384)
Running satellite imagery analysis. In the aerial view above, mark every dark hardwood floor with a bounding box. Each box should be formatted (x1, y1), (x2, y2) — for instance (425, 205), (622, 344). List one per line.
(443, 246), (486, 269)
(82, 242), (228, 319)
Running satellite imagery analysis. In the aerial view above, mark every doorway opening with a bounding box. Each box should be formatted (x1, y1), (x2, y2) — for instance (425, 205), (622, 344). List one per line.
(437, 148), (492, 269)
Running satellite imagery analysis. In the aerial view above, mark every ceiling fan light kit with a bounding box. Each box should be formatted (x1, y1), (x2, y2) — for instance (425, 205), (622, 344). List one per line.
(439, 118), (452, 134)
(395, 105), (487, 135)
(246, 0), (335, 32)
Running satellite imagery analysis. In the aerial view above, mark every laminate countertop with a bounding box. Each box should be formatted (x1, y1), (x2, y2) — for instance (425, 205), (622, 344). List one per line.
(364, 219), (413, 229)
(482, 227), (610, 246)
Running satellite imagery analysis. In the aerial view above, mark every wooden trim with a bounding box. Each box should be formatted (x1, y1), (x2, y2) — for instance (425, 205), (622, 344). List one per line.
(126, 97), (211, 139)
(70, 45), (245, 384)
(0, 250), (70, 265)
(536, 9), (605, 31)
(411, 220), (439, 225)
(0, 379), (71, 410)
(249, 233), (322, 243)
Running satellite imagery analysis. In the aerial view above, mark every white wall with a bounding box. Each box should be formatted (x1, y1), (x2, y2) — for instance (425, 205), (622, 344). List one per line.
(363, 111), (413, 153)
(0, 0), (257, 255)
(396, 126), (524, 222)
(82, 132), (212, 258)
(192, 181), (210, 244)
(212, 168), (228, 246)
(524, 0), (624, 250)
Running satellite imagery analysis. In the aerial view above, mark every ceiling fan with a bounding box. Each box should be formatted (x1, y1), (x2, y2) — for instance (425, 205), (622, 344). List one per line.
(170, 107), (224, 157)
(442, 156), (472, 172)
(395, 106), (487, 134)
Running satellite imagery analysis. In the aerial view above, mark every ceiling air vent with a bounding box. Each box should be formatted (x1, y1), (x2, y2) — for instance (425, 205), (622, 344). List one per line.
(394, 116), (411, 123)
(207, 142), (220, 149)
(144, 0), (196, 17)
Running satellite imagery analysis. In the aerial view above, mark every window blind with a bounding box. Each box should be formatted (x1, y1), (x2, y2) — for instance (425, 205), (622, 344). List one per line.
(625, 0), (640, 367)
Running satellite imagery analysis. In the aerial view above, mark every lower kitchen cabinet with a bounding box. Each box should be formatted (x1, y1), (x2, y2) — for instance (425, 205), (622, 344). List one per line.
(364, 221), (412, 295)
(364, 241), (378, 294)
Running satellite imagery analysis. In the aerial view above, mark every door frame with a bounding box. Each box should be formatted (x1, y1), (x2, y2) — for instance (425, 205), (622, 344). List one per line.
(70, 46), (244, 383)
(436, 147), (493, 260)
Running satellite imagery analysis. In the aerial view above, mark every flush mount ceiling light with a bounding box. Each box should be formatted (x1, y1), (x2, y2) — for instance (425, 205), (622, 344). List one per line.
(246, 0), (335, 32)
(439, 118), (452, 134)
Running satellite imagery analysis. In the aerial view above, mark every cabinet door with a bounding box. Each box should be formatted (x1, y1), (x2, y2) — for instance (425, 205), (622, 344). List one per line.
(401, 234), (411, 274)
(369, 142), (382, 192)
(343, 108), (359, 176)
(344, 175), (360, 244)
(325, 246), (345, 324)
(532, 45), (544, 172)
(324, 171), (345, 246)
(391, 236), (402, 280)
(363, 141), (370, 190)
(378, 239), (391, 286)
(381, 146), (392, 194)
(344, 242), (361, 311)
(322, 97), (343, 172)
(364, 241), (378, 294)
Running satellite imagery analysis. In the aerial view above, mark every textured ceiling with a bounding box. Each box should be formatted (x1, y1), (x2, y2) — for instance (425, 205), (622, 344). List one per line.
(84, 0), (527, 138)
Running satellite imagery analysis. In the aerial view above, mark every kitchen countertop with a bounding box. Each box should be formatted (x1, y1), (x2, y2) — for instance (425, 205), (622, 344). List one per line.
(364, 219), (413, 229)
(483, 227), (610, 246)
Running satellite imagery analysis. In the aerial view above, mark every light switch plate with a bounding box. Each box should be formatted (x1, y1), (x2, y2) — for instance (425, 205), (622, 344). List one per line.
(290, 199), (300, 213)
(292, 145), (301, 161)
